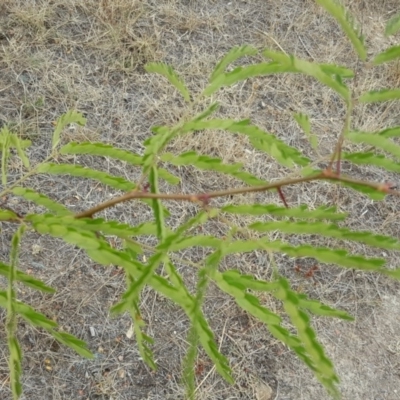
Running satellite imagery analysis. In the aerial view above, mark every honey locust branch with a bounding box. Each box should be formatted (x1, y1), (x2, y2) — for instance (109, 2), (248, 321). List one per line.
(74, 170), (400, 219)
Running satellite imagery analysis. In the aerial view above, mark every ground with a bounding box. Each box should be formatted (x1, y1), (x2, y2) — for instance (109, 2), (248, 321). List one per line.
(1, 0), (400, 399)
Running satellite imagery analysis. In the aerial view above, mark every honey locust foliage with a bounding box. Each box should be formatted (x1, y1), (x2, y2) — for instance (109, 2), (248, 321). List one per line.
(1, 2), (400, 399)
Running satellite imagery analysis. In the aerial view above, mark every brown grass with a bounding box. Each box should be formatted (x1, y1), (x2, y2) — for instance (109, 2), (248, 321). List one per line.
(1, 0), (400, 399)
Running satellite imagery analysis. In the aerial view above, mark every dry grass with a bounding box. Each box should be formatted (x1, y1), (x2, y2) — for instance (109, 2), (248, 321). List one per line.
(1, 0), (400, 399)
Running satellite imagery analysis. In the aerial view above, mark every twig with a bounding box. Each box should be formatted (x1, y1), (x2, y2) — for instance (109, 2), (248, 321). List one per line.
(74, 170), (400, 219)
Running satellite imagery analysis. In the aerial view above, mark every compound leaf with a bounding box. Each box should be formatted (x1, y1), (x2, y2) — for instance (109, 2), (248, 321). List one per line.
(223, 204), (347, 220)
(161, 151), (267, 186)
(385, 12), (400, 36)
(294, 112), (318, 150)
(373, 45), (400, 65)
(315, 0), (366, 61)
(12, 187), (72, 216)
(222, 239), (386, 271)
(346, 131), (400, 160)
(60, 142), (143, 166)
(51, 331), (93, 358)
(0, 262), (55, 293)
(296, 293), (354, 320)
(343, 152), (400, 173)
(210, 45), (258, 82)
(359, 89), (400, 103)
(250, 220), (400, 250)
(273, 277), (340, 398)
(145, 63), (191, 102)
(263, 49), (351, 103)
(0, 209), (20, 222)
(37, 163), (136, 191)
(157, 167), (180, 185)
(52, 110), (86, 150)
(181, 119), (310, 168)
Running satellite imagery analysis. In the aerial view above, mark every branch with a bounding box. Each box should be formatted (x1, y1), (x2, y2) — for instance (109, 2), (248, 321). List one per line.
(74, 171), (400, 219)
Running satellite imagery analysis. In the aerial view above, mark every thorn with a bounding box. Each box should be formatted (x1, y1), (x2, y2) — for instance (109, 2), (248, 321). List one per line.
(277, 187), (289, 208)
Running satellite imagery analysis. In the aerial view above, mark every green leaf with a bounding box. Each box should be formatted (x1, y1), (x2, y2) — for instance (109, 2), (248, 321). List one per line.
(0, 209), (20, 221)
(385, 12), (400, 36)
(373, 45), (400, 65)
(52, 110), (86, 150)
(115, 256), (234, 383)
(157, 167), (180, 185)
(203, 61), (295, 96)
(343, 152), (400, 173)
(8, 337), (22, 399)
(182, 325), (198, 400)
(209, 45), (258, 81)
(51, 331), (93, 358)
(250, 220), (400, 250)
(142, 126), (176, 173)
(150, 166), (166, 240)
(377, 126), (400, 138)
(161, 151), (268, 186)
(181, 119), (310, 168)
(221, 269), (279, 292)
(346, 131), (400, 160)
(27, 212), (159, 239)
(112, 166), (168, 315)
(263, 50), (351, 102)
(7, 225), (25, 400)
(192, 102), (220, 121)
(213, 269), (281, 324)
(319, 63), (354, 78)
(1, 127), (11, 185)
(0, 262), (55, 293)
(294, 112), (311, 135)
(14, 301), (58, 330)
(212, 268), (315, 374)
(8, 133), (30, 169)
(339, 181), (386, 201)
(204, 52), (351, 103)
(60, 142), (143, 165)
(37, 163), (136, 191)
(12, 187), (72, 215)
(222, 239), (386, 271)
(131, 302), (156, 370)
(273, 277), (340, 398)
(222, 204), (347, 220)
(0, 127), (31, 183)
(294, 112), (318, 150)
(296, 293), (354, 320)
(382, 268), (400, 280)
(360, 89), (400, 103)
(145, 62), (191, 102)
(315, 0), (366, 61)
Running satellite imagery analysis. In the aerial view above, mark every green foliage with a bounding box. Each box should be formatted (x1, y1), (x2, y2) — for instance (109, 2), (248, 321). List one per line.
(222, 204), (347, 220)
(294, 112), (318, 150)
(51, 110), (86, 150)
(346, 131), (400, 159)
(385, 12), (400, 36)
(161, 151), (268, 185)
(315, 0), (366, 61)
(0, 127), (31, 185)
(359, 89), (400, 103)
(2, 2), (400, 399)
(37, 163), (136, 191)
(209, 44), (258, 81)
(181, 118), (310, 168)
(145, 63), (191, 102)
(373, 45), (400, 65)
(60, 142), (143, 165)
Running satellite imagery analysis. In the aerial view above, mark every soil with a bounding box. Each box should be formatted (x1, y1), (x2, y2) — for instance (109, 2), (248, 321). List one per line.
(0, 1), (400, 399)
